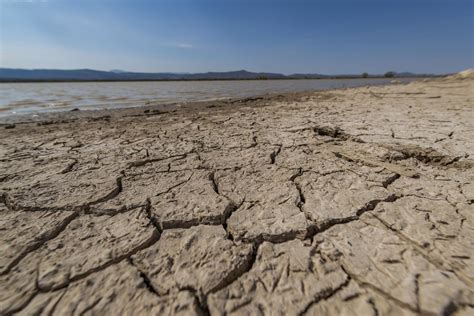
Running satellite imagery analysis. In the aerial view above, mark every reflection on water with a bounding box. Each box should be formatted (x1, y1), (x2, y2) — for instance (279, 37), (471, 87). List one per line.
(0, 78), (414, 117)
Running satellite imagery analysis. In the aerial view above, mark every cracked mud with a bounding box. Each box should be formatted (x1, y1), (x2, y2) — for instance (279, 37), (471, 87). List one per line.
(1, 74), (473, 315)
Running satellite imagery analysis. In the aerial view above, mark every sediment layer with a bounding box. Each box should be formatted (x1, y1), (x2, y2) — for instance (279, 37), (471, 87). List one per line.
(1, 75), (473, 315)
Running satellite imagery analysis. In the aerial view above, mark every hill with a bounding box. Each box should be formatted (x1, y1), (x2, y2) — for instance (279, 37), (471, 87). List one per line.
(0, 68), (436, 82)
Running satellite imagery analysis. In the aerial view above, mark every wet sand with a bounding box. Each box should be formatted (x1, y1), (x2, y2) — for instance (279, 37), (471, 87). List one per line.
(1, 73), (473, 315)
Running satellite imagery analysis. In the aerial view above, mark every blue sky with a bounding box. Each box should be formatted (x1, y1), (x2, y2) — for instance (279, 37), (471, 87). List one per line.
(1, 0), (472, 74)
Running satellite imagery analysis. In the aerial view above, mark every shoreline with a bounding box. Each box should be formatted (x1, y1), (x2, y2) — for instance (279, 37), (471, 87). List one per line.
(0, 78), (417, 124)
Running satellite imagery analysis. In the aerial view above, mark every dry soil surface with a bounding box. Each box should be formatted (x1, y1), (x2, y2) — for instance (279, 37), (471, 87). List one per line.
(0, 75), (473, 315)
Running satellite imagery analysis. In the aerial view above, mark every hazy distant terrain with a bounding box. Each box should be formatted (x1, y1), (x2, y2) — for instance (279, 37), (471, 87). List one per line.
(0, 68), (434, 82)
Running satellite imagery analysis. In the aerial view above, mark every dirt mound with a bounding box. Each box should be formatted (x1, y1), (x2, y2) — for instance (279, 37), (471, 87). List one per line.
(447, 68), (474, 80)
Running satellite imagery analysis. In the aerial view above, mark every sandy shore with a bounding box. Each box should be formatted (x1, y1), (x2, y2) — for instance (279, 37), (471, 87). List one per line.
(1, 74), (473, 315)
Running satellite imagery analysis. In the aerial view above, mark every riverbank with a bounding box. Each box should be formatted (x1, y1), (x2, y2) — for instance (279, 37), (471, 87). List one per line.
(1, 73), (473, 315)
(0, 78), (416, 118)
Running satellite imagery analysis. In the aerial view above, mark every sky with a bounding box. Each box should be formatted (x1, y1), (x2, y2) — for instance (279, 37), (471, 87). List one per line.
(0, 0), (473, 74)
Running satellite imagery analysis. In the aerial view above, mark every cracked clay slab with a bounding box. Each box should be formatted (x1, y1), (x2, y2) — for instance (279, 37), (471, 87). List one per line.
(316, 213), (473, 315)
(208, 239), (348, 315)
(36, 208), (158, 291)
(132, 225), (254, 299)
(21, 261), (202, 315)
(0, 207), (77, 274)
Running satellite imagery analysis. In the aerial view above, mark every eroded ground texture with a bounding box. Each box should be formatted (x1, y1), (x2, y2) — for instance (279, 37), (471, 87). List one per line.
(1, 74), (473, 315)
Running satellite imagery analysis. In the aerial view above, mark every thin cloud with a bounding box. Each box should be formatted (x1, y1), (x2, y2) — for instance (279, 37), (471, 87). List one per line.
(2, 0), (48, 3)
(176, 43), (193, 49)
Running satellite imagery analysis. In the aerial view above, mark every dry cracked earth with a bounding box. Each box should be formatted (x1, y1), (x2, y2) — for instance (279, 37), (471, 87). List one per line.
(0, 75), (473, 315)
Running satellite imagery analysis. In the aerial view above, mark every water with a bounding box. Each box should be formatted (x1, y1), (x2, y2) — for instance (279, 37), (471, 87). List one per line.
(0, 78), (414, 117)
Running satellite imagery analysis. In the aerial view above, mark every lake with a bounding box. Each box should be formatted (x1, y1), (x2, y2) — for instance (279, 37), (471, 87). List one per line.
(0, 78), (414, 117)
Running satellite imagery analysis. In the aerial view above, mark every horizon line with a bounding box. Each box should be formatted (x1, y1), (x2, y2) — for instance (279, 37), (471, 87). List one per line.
(0, 67), (451, 76)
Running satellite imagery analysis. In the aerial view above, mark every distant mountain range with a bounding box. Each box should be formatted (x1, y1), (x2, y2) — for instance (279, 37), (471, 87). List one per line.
(0, 68), (436, 82)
